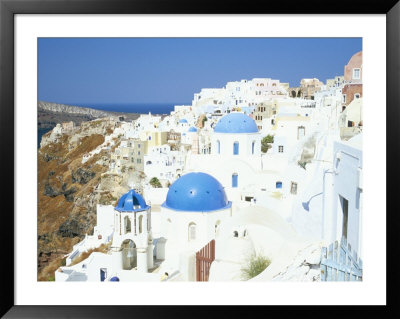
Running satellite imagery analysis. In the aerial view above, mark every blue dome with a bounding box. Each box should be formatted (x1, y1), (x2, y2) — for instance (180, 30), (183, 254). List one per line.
(179, 118), (188, 123)
(115, 189), (149, 212)
(214, 112), (258, 133)
(188, 126), (197, 132)
(110, 276), (120, 282)
(162, 172), (231, 212)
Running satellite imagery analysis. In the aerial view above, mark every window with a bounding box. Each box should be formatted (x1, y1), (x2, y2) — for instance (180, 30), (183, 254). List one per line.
(137, 159), (141, 164)
(138, 144), (141, 148)
(276, 181), (282, 189)
(278, 145), (284, 153)
(297, 126), (305, 139)
(233, 142), (239, 155)
(354, 93), (360, 99)
(236, 87), (240, 91)
(252, 141), (255, 154)
(138, 151), (140, 155)
(217, 140), (220, 154)
(188, 223), (196, 241)
(215, 220), (221, 235)
(148, 136), (151, 140)
(232, 173), (238, 188)
(290, 182), (298, 195)
(342, 94), (346, 103)
(353, 68), (361, 79)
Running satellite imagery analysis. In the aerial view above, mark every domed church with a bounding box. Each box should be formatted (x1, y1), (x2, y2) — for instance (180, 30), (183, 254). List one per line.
(212, 112), (261, 157)
(160, 172), (232, 267)
(185, 112), (263, 203)
(111, 189), (154, 273)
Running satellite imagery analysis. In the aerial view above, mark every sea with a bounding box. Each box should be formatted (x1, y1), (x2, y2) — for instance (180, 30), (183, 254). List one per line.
(38, 127), (53, 149)
(37, 102), (188, 149)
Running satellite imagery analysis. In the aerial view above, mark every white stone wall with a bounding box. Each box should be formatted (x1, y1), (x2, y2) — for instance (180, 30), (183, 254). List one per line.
(212, 132), (261, 157)
(160, 206), (232, 265)
(325, 137), (363, 257)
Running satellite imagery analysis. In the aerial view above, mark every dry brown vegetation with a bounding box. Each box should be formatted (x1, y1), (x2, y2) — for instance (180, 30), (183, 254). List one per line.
(37, 121), (117, 281)
(38, 255), (67, 281)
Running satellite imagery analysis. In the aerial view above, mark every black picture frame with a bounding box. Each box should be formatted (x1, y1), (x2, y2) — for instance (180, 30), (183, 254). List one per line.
(1, 0), (399, 317)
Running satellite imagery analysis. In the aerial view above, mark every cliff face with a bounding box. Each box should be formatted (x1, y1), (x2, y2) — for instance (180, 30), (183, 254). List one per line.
(38, 101), (112, 118)
(37, 101), (141, 131)
(37, 118), (123, 281)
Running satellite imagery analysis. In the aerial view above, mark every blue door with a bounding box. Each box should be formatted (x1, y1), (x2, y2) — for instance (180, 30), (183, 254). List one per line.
(233, 142), (239, 155)
(276, 181), (282, 189)
(100, 268), (107, 282)
(232, 174), (238, 188)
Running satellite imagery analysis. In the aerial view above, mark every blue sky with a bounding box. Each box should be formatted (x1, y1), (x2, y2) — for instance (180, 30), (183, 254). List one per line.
(38, 38), (362, 105)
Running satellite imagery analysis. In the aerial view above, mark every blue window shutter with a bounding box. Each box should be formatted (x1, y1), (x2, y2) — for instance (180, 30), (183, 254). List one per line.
(233, 142), (239, 155)
(232, 174), (238, 188)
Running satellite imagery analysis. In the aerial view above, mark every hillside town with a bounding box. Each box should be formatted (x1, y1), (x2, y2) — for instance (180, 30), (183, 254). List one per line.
(40, 51), (363, 282)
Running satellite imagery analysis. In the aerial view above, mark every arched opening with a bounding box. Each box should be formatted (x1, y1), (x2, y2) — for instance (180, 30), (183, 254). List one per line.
(139, 215), (143, 234)
(217, 140), (220, 154)
(252, 141), (255, 154)
(188, 222), (197, 242)
(215, 220), (221, 236)
(121, 239), (137, 270)
(124, 216), (131, 234)
(276, 181), (283, 189)
(146, 161), (152, 165)
(233, 142), (239, 155)
(232, 173), (238, 188)
(233, 230), (239, 237)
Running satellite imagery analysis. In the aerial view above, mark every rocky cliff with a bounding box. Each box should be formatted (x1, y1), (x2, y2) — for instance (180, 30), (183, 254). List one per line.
(37, 118), (124, 281)
(38, 101), (112, 118)
(38, 101), (141, 130)
(37, 116), (147, 281)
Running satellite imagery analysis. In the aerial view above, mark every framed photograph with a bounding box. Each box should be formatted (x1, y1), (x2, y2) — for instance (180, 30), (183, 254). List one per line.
(1, 0), (398, 317)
